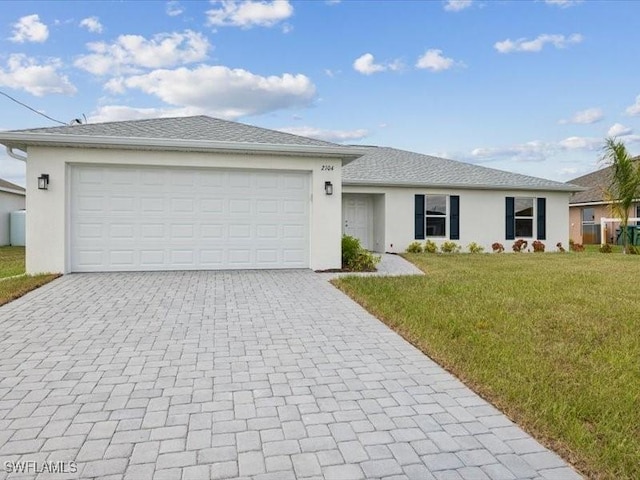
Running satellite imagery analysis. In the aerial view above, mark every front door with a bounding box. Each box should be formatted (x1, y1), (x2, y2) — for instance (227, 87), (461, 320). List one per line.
(343, 194), (372, 250)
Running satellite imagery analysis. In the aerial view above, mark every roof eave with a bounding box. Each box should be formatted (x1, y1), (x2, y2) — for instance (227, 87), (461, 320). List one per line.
(0, 133), (366, 164)
(0, 186), (25, 196)
(342, 179), (584, 192)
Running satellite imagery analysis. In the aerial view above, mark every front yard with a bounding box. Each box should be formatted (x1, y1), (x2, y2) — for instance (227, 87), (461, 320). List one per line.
(334, 252), (640, 480)
(0, 246), (59, 306)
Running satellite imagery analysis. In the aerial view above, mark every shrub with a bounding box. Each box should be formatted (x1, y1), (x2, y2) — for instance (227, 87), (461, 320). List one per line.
(440, 241), (461, 253)
(406, 241), (423, 254)
(467, 242), (484, 254)
(342, 235), (361, 267)
(556, 242), (566, 253)
(341, 235), (381, 271)
(424, 240), (438, 254)
(512, 239), (528, 252)
(599, 243), (613, 253)
(629, 245), (639, 255)
(570, 242), (585, 252)
(532, 240), (545, 252)
(492, 242), (505, 253)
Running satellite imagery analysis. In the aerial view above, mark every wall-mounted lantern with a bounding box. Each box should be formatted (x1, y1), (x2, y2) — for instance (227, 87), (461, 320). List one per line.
(38, 174), (49, 190)
(324, 181), (333, 196)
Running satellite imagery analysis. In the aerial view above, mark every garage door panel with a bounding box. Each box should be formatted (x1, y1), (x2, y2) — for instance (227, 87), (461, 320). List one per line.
(71, 165), (309, 271)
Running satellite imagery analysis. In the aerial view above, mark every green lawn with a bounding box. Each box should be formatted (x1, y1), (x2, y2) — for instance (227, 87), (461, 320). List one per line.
(0, 246), (59, 306)
(334, 252), (640, 480)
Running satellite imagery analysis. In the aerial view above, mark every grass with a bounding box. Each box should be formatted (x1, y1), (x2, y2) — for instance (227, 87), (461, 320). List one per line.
(0, 246), (59, 306)
(334, 252), (640, 480)
(0, 246), (26, 278)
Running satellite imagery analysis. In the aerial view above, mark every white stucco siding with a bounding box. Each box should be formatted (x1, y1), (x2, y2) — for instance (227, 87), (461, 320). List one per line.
(26, 146), (342, 274)
(0, 190), (26, 246)
(343, 185), (571, 253)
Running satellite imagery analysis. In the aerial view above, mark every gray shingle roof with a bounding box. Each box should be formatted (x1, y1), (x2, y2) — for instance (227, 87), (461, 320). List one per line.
(10, 115), (337, 148)
(0, 178), (25, 193)
(343, 147), (581, 192)
(568, 166), (611, 204)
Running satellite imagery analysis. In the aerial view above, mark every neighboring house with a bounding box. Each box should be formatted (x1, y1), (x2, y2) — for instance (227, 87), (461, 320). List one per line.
(568, 162), (640, 245)
(0, 178), (25, 246)
(0, 116), (580, 274)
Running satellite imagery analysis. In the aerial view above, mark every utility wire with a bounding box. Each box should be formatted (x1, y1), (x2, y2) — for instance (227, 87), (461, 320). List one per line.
(0, 90), (67, 126)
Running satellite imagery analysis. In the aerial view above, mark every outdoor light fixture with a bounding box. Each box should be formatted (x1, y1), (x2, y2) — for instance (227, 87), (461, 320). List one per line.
(38, 174), (49, 190)
(325, 181), (333, 195)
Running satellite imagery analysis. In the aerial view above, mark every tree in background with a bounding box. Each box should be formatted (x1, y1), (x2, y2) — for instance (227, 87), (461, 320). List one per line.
(602, 137), (640, 253)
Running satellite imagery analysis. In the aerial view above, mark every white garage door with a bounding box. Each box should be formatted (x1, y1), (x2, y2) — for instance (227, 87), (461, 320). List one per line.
(70, 165), (310, 272)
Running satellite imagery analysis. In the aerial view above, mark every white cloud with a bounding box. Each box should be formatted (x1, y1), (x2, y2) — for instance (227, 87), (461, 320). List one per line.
(325, 0), (341, 4)
(471, 140), (550, 163)
(415, 49), (457, 72)
(0, 54), (76, 96)
(277, 126), (368, 143)
(494, 33), (583, 53)
(444, 0), (472, 12)
(79, 16), (103, 33)
(558, 136), (600, 150)
(106, 65), (316, 119)
(353, 53), (385, 75)
(75, 30), (210, 76)
(352, 53), (402, 75)
(559, 107), (603, 125)
(207, 0), (293, 28)
(607, 123), (633, 137)
(625, 95), (640, 116)
(10, 14), (49, 43)
(545, 0), (583, 7)
(87, 105), (203, 123)
(166, 1), (184, 16)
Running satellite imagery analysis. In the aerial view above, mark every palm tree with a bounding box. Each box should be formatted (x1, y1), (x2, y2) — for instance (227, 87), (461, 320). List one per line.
(602, 137), (640, 253)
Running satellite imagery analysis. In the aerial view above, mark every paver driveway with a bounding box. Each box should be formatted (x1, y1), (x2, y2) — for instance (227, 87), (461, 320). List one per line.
(0, 271), (581, 480)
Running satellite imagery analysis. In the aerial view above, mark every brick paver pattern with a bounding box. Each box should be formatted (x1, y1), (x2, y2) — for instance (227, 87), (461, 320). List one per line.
(0, 271), (582, 480)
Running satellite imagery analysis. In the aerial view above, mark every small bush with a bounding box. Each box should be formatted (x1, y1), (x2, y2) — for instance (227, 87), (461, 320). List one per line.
(467, 242), (484, 254)
(570, 242), (585, 252)
(406, 241), (423, 254)
(424, 240), (438, 254)
(628, 245), (639, 255)
(440, 241), (461, 253)
(512, 239), (528, 252)
(556, 242), (566, 253)
(532, 240), (545, 252)
(342, 235), (361, 267)
(492, 242), (504, 253)
(341, 235), (380, 271)
(599, 243), (613, 253)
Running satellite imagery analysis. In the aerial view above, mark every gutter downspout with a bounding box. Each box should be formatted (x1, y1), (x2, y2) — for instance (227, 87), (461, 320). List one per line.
(6, 146), (27, 161)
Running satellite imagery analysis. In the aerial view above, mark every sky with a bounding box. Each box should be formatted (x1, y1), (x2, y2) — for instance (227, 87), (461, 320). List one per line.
(1, 0), (640, 187)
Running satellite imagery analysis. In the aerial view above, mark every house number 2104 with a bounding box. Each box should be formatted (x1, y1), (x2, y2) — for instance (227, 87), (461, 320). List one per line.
(321, 165), (334, 171)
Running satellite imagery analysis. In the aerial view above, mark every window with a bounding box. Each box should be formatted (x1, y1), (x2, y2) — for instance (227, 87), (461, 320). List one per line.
(581, 207), (599, 244)
(514, 197), (534, 237)
(426, 195), (447, 237)
(414, 194), (460, 240)
(506, 196), (546, 240)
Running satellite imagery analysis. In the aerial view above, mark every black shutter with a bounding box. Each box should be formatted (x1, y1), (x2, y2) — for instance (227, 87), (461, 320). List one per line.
(537, 197), (546, 240)
(415, 195), (425, 240)
(450, 195), (460, 240)
(506, 197), (515, 240)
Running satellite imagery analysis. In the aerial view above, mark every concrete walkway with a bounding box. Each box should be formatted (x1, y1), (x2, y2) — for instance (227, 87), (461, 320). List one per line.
(320, 254), (424, 280)
(0, 271), (581, 479)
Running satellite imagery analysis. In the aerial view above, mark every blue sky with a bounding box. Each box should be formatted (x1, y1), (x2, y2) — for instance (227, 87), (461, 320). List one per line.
(1, 0), (640, 187)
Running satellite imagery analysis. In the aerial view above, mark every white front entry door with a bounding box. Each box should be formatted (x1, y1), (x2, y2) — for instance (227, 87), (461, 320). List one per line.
(70, 165), (310, 272)
(342, 194), (373, 250)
